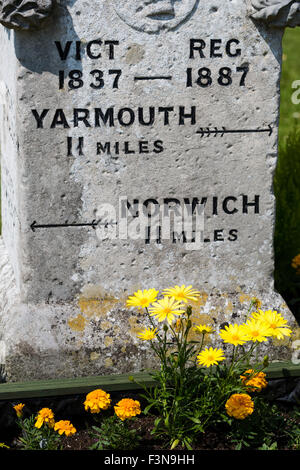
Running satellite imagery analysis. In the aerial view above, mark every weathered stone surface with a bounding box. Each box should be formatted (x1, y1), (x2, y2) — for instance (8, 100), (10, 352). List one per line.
(0, 0), (54, 31)
(250, 0), (300, 28)
(0, 0), (299, 381)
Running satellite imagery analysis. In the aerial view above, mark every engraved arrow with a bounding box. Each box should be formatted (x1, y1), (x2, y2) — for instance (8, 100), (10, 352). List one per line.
(197, 124), (273, 137)
(30, 219), (117, 232)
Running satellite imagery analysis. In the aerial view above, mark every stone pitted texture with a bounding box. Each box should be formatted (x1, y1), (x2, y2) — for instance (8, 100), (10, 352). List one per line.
(0, 0), (54, 30)
(0, 236), (297, 382)
(251, 0), (300, 27)
(0, 0), (299, 381)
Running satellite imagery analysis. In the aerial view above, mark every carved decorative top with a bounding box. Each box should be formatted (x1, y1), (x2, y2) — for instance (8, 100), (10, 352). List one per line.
(112, 0), (198, 34)
(251, 0), (300, 27)
(0, 0), (54, 30)
(0, 0), (299, 32)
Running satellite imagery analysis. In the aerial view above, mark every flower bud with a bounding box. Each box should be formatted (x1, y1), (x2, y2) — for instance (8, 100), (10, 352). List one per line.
(263, 355), (269, 368)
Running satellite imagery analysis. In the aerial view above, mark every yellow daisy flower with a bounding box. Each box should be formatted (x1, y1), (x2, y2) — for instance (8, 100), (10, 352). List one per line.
(126, 289), (159, 309)
(251, 310), (292, 340)
(193, 324), (215, 335)
(162, 284), (200, 303)
(137, 327), (158, 341)
(219, 323), (248, 346)
(241, 318), (272, 343)
(149, 296), (185, 325)
(196, 347), (226, 368)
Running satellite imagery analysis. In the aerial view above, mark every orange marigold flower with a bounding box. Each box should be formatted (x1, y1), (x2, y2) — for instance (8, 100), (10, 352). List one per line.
(35, 408), (55, 429)
(291, 254), (300, 274)
(84, 389), (111, 414)
(240, 369), (268, 392)
(225, 393), (254, 420)
(114, 398), (141, 421)
(54, 420), (76, 436)
(13, 403), (25, 418)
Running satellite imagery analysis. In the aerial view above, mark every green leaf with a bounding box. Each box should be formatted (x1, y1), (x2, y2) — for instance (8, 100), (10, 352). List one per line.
(189, 417), (202, 424)
(170, 439), (180, 450)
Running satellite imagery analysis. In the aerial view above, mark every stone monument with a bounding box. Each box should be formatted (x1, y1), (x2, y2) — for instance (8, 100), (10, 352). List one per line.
(0, 0), (299, 381)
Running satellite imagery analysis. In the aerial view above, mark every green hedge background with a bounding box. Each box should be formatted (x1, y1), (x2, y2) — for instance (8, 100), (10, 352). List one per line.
(275, 27), (300, 323)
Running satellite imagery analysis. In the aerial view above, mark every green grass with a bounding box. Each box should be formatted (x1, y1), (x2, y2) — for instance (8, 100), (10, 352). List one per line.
(275, 28), (300, 322)
(279, 28), (300, 141)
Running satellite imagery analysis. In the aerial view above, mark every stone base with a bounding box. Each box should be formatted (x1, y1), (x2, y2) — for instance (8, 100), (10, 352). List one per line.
(0, 237), (299, 382)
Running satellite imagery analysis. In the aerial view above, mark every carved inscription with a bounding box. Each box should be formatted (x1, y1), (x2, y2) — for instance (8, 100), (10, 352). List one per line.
(29, 35), (266, 246)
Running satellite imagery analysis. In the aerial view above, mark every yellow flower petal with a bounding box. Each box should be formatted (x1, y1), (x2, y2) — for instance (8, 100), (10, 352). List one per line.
(163, 284), (200, 303)
(149, 296), (185, 325)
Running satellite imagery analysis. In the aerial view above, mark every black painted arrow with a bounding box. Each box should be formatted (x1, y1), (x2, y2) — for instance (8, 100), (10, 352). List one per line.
(30, 219), (117, 232)
(196, 124), (273, 137)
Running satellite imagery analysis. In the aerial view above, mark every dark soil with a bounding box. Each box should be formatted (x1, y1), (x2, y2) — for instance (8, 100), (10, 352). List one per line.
(58, 410), (300, 451)
(58, 415), (236, 451)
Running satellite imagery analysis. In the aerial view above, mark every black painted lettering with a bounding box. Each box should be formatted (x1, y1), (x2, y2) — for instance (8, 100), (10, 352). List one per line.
(212, 196), (218, 215)
(158, 107), (174, 125)
(226, 39), (241, 57)
(87, 40), (102, 59)
(74, 109), (91, 127)
(55, 41), (72, 60)
(189, 39), (206, 58)
(68, 136), (84, 156)
(124, 141), (135, 154)
(242, 195), (260, 214)
(163, 198), (181, 216)
(223, 196), (238, 214)
(75, 41), (81, 60)
(114, 142), (120, 154)
(139, 141), (149, 153)
(138, 107), (155, 126)
(172, 231), (187, 243)
(143, 199), (159, 217)
(31, 109), (49, 128)
(50, 109), (70, 128)
(214, 229), (224, 241)
(153, 140), (164, 153)
(183, 197), (207, 215)
(97, 142), (111, 154)
(179, 106), (196, 125)
(210, 39), (222, 58)
(122, 199), (139, 218)
(118, 108), (135, 126)
(95, 108), (114, 127)
(237, 66), (249, 86)
(105, 40), (119, 59)
(228, 229), (238, 241)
